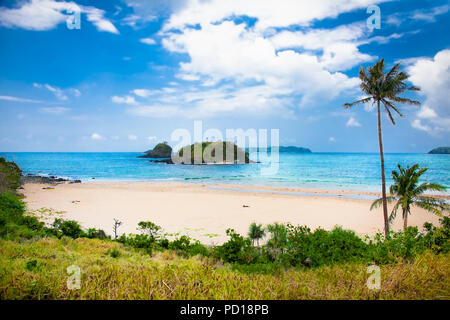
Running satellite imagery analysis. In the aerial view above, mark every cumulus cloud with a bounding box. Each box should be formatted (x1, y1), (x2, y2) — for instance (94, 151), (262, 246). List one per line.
(140, 37), (156, 45)
(111, 0), (405, 119)
(132, 89), (155, 97)
(408, 49), (450, 134)
(91, 133), (105, 140)
(0, 0), (119, 34)
(163, 0), (390, 31)
(152, 0), (404, 117)
(411, 119), (432, 133)
(162, 20), (360, 109)
(111, 95), (137, 105)
(346, 117), (362, 127)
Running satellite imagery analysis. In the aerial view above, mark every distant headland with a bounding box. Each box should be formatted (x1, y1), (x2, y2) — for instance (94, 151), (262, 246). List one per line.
(138, 142), (172, 158)
(428, 147), (450, 154)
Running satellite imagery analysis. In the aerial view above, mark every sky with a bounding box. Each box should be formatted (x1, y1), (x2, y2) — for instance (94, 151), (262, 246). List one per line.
(0, 0), (449, 153)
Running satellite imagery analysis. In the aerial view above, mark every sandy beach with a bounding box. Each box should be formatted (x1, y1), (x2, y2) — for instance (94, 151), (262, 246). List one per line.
(21, 182), (445, 244)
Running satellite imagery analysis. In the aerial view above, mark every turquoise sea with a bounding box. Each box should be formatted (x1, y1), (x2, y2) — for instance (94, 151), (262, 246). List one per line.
(1, 152), (449, 192)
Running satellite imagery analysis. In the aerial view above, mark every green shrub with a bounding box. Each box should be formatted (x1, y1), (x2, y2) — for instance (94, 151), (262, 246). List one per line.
(51, 218), (84, 238)
(86, 228), (108, 240)
(169, 235), (209, 257)
(137, 221), (162, 240)
(107, 247), (121, 258)
(0, 193), (47, 240)
(213, 229), (258, 264)
(0, 157), (22, 194)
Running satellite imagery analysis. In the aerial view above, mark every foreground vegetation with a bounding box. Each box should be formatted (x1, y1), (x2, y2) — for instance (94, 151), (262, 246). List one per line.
(1, 237), (449, 300)
(0, 157), (449, 299)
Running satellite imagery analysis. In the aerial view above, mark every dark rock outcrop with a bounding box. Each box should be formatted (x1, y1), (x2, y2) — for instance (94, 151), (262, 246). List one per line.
(20, 174), (81, 185)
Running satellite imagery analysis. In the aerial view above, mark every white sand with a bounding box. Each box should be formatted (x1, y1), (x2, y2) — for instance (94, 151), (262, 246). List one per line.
(21, 182), (444, 244)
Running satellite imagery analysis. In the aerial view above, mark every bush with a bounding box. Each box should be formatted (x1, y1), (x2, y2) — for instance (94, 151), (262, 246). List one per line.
(169, 235), (209, 257)
(86, 228), (108, 240)
(137, 221), (162, 240)
(0, 157), (22, 194)
(213, 229), (258, 264)
(51, 218), (84, 238)
(0, 193), (47, 240)
(107, 247), (121, 258)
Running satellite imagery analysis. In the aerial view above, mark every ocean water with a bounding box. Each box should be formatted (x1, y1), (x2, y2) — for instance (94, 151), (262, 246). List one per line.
(1, 152), (449, 192)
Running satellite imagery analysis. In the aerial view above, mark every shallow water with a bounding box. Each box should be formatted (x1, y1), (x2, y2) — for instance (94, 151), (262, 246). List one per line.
(1, 152), (449, 192)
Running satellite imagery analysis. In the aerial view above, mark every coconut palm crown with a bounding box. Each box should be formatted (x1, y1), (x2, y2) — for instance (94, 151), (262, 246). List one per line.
(371, 164), (449, 231)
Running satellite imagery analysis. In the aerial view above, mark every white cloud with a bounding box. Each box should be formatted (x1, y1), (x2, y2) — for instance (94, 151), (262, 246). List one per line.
(411, 119), (431, 133)
(0, 0), (119, 34)
(346, 117), (362, 127)
(163, 0), (390, 31)
(111, 95), (137, 105)
(91, 133), (105, 140)
(140, 37), (156, 45)
(329, 136), (336, 142)
(411, 5), (449, 22)
(147, 136), (157, 142)
(408, 49), (450, 134)
(84, 6), (119, 34)
(34, 83), (81, 100)
(162, 20), (360, 109)
(0, 95), (41, 103)
(44, 84), (67, 100)
(269, 22), (375, 71)
(39, 107), (69, 114)
(385, 4), (449, 27)
(128, 134), (138, 140)
(132, 89), (154, 98)
(120, 0), (403, 119)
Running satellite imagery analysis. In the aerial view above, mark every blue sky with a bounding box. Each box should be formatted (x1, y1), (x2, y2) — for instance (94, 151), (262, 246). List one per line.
(0, 0), (449, 152)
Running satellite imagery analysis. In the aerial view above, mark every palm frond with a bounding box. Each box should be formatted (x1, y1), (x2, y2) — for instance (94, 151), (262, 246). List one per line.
(343, 97), (372, 109)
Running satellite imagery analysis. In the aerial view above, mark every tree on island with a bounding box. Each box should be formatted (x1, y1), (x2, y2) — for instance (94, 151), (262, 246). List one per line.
(344, 59), (420, 237)
(139, 142), (172, 158)
(176, 141), (251, 164)
(371, 164), (448, 231)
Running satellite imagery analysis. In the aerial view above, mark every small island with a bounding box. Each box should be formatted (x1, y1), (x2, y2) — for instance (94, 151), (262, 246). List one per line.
(428, 147), (450, 154)
(138, 142), (172, 158)
(147, 141), (254, 164)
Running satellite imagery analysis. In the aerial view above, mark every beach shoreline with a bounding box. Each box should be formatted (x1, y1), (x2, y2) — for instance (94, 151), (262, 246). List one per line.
(21, 181), (446, 244)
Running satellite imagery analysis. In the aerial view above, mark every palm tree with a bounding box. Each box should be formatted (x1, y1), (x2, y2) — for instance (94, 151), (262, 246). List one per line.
(371, 164), (448, 231)
(248, 223), (265, 247)
(344, 59), (420, 236)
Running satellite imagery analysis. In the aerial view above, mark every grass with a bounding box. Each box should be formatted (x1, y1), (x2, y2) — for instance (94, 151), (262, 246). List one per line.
(0, 237), (448, 300)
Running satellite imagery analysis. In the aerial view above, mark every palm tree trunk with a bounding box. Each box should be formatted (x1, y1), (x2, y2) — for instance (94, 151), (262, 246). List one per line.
(403, 207), (408, 231)
(377, 100), (389, 237)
